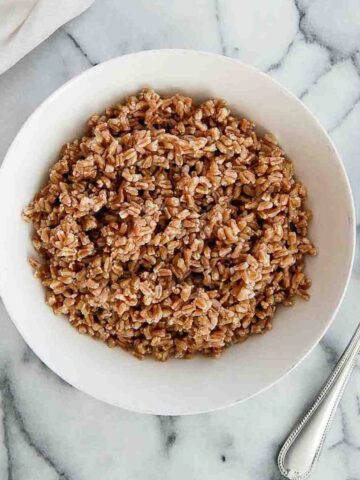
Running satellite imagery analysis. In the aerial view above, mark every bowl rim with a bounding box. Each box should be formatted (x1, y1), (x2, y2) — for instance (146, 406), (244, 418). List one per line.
(0, 49), (356, 415)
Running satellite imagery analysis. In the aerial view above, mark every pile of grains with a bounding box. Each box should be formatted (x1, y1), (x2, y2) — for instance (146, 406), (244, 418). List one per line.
(23, 88), (317, 361)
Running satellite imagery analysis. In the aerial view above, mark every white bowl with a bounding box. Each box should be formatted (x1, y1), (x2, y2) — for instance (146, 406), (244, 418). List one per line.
(0, 50), (355, 415)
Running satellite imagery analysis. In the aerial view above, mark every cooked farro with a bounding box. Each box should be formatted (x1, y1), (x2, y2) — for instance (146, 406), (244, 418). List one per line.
(23, 88), (317, 361)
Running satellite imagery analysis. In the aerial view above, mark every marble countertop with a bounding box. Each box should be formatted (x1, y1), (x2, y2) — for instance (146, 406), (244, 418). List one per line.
(1, 1), (360, 479)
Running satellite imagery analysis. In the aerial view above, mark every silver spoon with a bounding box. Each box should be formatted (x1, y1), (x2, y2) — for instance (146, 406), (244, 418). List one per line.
(278, 322), (360, 479)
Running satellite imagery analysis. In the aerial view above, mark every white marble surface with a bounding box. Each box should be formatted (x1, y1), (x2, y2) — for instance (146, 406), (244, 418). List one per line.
(1, 1), (360, 478)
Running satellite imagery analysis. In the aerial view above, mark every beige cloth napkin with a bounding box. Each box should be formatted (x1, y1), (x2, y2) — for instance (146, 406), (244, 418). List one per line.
(0, 0), (94, 75)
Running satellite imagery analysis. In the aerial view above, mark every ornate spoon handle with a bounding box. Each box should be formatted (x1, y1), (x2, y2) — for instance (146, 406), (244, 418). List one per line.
(278, 323), (360, 479)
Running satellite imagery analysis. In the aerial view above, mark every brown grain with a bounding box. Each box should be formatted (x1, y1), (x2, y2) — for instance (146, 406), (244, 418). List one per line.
(23, 89), (316, 361)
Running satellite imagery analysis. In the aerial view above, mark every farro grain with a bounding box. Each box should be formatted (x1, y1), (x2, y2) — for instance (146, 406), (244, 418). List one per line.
(23, 88), (316, 361)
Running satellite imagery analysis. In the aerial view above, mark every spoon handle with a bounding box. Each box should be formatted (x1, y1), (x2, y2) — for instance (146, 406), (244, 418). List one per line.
(278, 323), (360, 480)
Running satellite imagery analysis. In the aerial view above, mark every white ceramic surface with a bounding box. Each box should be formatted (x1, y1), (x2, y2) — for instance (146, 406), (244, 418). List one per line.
(0, 50), (355, 415)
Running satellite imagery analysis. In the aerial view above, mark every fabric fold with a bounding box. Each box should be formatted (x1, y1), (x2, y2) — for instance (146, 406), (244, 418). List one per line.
(0, 0), (94, 75)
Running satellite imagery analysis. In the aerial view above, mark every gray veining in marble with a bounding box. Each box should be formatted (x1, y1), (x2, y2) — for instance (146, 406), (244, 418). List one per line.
(1, 1), (360, 479)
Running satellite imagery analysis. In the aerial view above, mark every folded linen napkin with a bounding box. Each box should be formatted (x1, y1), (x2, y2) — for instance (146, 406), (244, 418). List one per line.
(0, 0), (94, 75)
